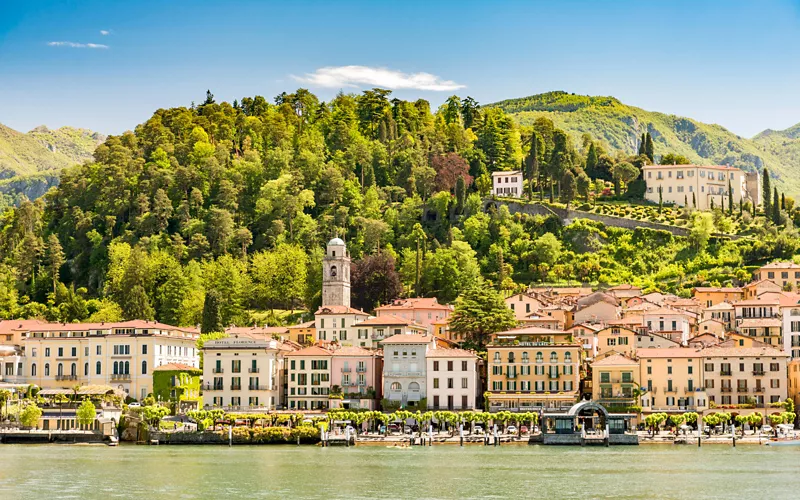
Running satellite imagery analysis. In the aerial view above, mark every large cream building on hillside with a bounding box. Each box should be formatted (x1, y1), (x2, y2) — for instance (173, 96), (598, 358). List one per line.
(643, 164), (760, 210)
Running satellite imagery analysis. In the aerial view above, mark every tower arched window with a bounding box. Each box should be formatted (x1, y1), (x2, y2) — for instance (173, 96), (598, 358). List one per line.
(330, 265), (338, 278)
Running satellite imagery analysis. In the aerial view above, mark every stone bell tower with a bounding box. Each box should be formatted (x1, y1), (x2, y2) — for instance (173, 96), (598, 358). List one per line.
(322, 237), (350, 308)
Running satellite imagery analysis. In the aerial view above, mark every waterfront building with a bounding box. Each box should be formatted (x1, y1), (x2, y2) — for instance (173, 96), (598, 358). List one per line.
(329, 346), (382, 409)
(491, 170), (523, 197)
(692, 287), (743, 307)
(486, 326), (581, 412)
(642, 164), (759, 210)
(314, 305), (369, 345)
(380, 334), (435, 409)
(638, 348), (708, 415)
(426, 348), (479, 410)
(788, 359), (800, 411)
(202, 336), (284, 410)
(702, 345), (788, 406)
(152, 363), (202, 412)
(755, 262), (800, 290)
(285, 345), (333, 411)
(0, 320), (48, 385)
(375, 297), (453, 333)
(25, 320), (199, 401)
(591, 353), (640, 412)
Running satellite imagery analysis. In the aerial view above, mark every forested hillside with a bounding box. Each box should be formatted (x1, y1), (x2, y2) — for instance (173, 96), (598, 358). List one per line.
(490, 91), (800, 195)
(0, 124), (104, 206)
(0, 89), (797, 329)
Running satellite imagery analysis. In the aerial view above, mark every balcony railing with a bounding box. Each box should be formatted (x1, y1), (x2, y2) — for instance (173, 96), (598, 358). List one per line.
(721, 387), (733, 392)
(230, 384), (241, 390)
(665, 388), (677, 393)
(248, 385), (269, 391)
(356, 367), (367, 373)
(737, 387), (749, 393)
(548, 372), (560, 379)
(55, 375), (78, 381)
(720, 370), (732, 376)
(249, 368), (260, 373)
(213, 368), (224, 374)
(506, 373), (517, 379)
(110, 374), (130, 381)
(752, 370), (765, 376)
(753, 387), (765, 393)
(341, 367), (352, 372)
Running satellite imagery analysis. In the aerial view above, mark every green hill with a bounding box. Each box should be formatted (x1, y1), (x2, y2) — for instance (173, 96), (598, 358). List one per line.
(0, 123), (104, 201)
(490, 91), (800, 195)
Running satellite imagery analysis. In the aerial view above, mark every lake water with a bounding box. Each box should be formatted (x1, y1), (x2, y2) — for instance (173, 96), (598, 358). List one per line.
(2, 443), (800, 499)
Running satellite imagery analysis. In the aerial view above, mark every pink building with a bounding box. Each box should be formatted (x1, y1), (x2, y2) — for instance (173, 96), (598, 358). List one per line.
(330, 346), (383, 410)
(375, 298), (453, 333)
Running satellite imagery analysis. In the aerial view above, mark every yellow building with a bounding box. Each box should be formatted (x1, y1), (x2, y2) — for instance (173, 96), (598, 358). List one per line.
(638, 348), (708, 415)
(486, 327), (581, 412)
(692, 287), (743, 307)
(756, 262), (800, 290)
(24, 320), (200, 401)
(591, 353), (640, 412)
(702, 346), (788, 407)
(788, 359), (800, 411)
(287, 320), (316, 345)
(642, 164), (759, 210)
(595, 326), (637, 359)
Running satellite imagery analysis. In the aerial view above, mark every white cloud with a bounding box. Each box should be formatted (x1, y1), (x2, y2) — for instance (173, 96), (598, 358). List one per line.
(292, 65), (465, 91)
(100, 30), (110, 35)
(48, 41), (109, 49)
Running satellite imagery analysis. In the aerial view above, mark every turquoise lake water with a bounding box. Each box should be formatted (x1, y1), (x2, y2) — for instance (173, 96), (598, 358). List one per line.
(2, 444), (799, 499)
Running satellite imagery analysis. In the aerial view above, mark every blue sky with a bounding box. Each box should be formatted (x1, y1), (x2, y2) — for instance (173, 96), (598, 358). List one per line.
(1, 0), (800, 137)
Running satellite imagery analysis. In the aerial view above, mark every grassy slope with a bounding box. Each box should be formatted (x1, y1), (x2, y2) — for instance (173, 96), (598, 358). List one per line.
(490, 91), (800, 195)
(0, 123), (103, 180)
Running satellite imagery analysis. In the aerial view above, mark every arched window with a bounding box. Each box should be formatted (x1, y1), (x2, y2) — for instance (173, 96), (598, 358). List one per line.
(124, 361), (130, 375)
(390, 382), (401, 392)
(141, 361), (147, 375)
(564, 352), (572, 363)
(330, 265), (338, 277)
(493, 352), (501, 362)
(44, 363), (50, 376)
(508, 352), (515, 363)
(96, 361), (102, 375)
(31, 363), (37, 377)
(409, 382), (420, 392)
(84, 362), (89, 376)
(522, 352), (529, 362)
(71, 363), (76, 376)
(113, 361), (118, 375)
(536, 352), (543, 363)
(550, 352), (558, 363)
(57, 363), (63, 376)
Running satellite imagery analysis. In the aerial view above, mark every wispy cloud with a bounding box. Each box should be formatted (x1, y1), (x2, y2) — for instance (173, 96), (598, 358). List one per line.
(292, 65), (465, 91)
(100, 30), (110, 36)
(48, 41), (109, 49)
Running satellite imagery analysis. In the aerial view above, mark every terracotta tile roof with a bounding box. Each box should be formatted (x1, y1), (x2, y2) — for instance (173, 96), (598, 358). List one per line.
(379, 334), (433, 344)
(642, 307), (693, 317)
(331, 346), (380, 357)
(288, 320), (316, 329)
(354, 314), (418, 327)
(693, 287), (742, 293)
(637, 348), (701, 358)
(315, 305), (370, 316)
(226, 326), (288, 336)
(153, 363), (200, 372)
(284, 345), (333, 357)
(0, 319), (48, 335)
(642, 164), (740, 171)
(738, 318), (782, 328)
(732, 299), (780, 306)
(608, 316), (644, 326)
(26, 320), (198, 334)
(607, 284), (641, 291)
(743, 279), (781, 289)
(760, 262), (800, 270)
(375, 297), (452, 311)
(591, 353), (638, 366)
(566, 323), (602, 332)
(704, 302), (735, 311)
(699, 346), (788, 357)
(427, 348), (477, 358)
(494, 326), (567, 336)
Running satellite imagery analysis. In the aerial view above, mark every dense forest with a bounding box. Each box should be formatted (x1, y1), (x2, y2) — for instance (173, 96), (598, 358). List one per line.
(0, 89), (798, 328)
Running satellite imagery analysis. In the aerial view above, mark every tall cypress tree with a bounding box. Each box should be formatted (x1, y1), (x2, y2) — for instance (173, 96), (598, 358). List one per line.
(525, 132), (541, 199)
(762, 168), (771, 215)
(781, 192), (786, 210)
(585, 142), (598, 178)
(638, 133), (646, 156)
(773, 188), (781, 224)
(644, 133), (655, 163)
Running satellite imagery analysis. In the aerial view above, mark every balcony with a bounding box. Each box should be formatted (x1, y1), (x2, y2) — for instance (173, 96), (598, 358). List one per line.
(753, 387), (765, 393)
(597, 398), (635, 406)
(204, 385), (224, 391)
(665, 388), (677, 393)
(213, 368), (224, 374)
(548, 372), (560, 379)
(341, 367), (352, 372)
(110, 373), (130, 381)
(249, 368), (260, 373)
(230, 384), (242, 391)
(506, 373), (517, 379)
(737, 387), (749, 393)
(721, 387), (733, 392)
(55, 375), (78, 381)
(752, 370), (765, 376)
(720, 370), (732, 376)
(248, 385), (269, 391)
(356, 366), (367, 373)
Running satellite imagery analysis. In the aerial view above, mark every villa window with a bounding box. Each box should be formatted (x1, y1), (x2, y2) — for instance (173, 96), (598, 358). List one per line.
(564, 352), (571, 363)
(391, 382), (401, 392)
(536, 352), (543, 363)
(45, 363), (50, 376)
(96, 361), (101, 375)
(549, 352), (558, 363)
(494, 352), (501, 363)
(31, 364), (36, 376)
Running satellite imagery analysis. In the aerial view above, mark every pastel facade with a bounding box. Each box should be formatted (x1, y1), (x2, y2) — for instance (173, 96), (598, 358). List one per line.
(591, 353), (640, 411)
(314, 306), (369, 345)
(351, 315), (427, 349)
(491, 170), (523, 197)
(202, 336), (283, 410)
(25, 321), (199, 401)
(374, 297), (452, 333)
(638, 348), (708, 414)
(756, 262), (800, 290)
(286, 345), (333, 410)
(692, 287), (743, 307)
(595, 326), (637, 358)
(642, 164), (759, 210)
(329, 347), (382, 409)
(642, 308), (692, 343)
(426, 349), (479, 410)
(505, 293), (544, 322)
(380, 334), (434, 409)
(702, 346), (788, 406)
